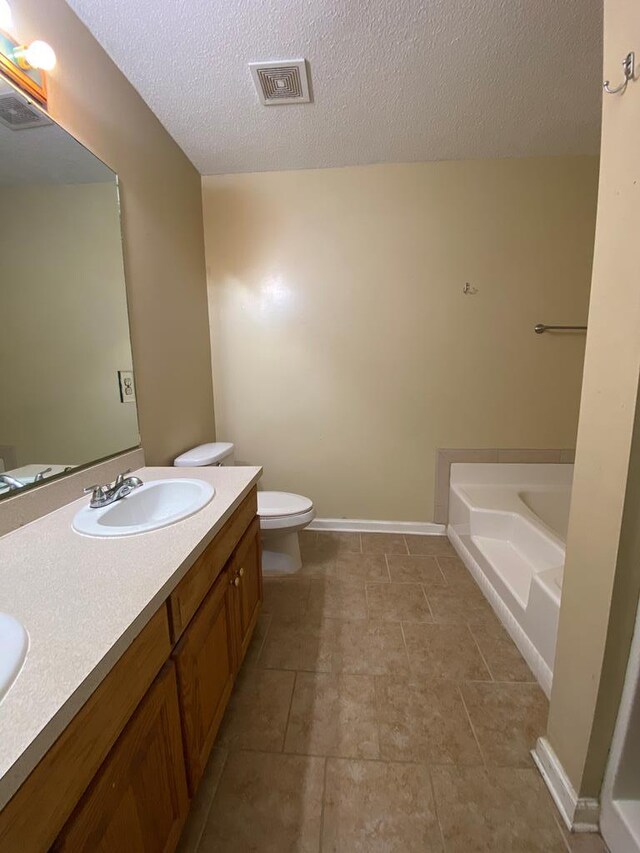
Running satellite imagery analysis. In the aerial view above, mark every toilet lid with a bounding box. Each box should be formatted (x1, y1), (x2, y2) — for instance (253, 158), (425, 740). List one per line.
(258, 491), (313, 518)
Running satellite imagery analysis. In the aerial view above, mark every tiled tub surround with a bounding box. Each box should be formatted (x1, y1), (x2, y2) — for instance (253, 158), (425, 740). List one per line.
(448, 463), (574, 696)
(178, 531), (606, 853)
(0, 464), (262, 810)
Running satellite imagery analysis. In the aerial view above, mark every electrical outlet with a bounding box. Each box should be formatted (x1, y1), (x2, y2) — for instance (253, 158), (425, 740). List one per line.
(117, 370), (136, 403)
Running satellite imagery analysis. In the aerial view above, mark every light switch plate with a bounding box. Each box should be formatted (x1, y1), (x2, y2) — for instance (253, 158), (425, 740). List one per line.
(118, 370), (136, 403)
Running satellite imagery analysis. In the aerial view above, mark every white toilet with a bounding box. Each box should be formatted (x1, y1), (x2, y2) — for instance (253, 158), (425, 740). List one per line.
(173, 442), (315, 576)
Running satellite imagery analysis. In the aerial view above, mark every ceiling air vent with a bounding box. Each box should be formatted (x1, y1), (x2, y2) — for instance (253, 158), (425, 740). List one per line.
(0, 94), (52, 130)
(249, 59), (311, 105)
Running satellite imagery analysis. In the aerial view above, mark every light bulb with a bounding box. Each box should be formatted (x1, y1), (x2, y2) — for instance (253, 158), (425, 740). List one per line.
(24, 40), (56, 71)
(0, 0), (13, 33)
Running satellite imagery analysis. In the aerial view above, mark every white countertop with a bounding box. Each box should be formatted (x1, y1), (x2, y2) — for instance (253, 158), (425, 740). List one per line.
(0, 464), (262, 810)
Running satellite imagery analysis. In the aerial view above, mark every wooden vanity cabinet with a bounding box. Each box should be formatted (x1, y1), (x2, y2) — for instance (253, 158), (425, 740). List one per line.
(228, 516), (262, 667)
(173, 564), (237, 793)
(53, 663), (189, 853)
(0, 488), (262, 853)
(173, 516), (263, 793)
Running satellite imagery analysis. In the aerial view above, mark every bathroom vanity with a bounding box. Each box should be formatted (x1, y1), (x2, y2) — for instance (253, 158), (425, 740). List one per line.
(0, 465), (262, 852)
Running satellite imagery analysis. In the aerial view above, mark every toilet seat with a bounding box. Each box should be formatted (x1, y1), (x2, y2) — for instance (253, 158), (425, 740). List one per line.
(258, 491), (315, 531)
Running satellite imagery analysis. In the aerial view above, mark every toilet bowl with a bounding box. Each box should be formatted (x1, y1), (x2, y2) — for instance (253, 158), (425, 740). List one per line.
(173, 442), (315, 576)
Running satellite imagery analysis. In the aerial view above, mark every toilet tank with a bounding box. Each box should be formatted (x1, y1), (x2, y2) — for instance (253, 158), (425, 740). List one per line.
(173, 442), (235, 467)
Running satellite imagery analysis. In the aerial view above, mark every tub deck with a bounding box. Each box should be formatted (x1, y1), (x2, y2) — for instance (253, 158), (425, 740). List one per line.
(448, 463), (573, 696)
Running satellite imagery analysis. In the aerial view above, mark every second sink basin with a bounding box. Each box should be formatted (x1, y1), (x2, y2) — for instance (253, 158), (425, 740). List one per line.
(0, 613), (28, 703)
(72, 479), (215, 537)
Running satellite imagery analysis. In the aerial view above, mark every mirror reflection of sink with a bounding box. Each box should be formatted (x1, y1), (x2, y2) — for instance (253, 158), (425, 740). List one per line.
(0, 613), (28, 703)
(72, 479), (215, 537)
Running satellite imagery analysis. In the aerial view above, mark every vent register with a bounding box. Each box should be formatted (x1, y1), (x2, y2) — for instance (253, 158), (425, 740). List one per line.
(249, 59), (311, 105)
(0, 93), (51, 130)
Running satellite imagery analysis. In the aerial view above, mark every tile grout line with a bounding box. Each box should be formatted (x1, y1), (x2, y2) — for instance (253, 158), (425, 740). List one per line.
(383, 553), (391, 582)
(425, 764), (448, 853)
(281, 670), (298, 753)
(457, 683), (488, 770)
(421, 584), (436, 622)
(318, 756), (329, 853)
(466, 623), (494, 682)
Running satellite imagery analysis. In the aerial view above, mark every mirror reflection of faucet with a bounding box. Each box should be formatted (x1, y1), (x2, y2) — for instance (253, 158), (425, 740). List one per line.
(0, 464), (76, 492)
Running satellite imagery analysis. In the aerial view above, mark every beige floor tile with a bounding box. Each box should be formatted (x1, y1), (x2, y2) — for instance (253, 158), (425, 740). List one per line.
(436, 554), (478, 587)
(334, 552), (390, 584)
(216, 668), (295, 752)
(361, 532), (408, 555)
(308, 578), (368, 620)
(322, 758), (443, 852)
(366, 582), (432, 622)
(199, 751), (324, 852)
(403, 622), (492, 681)
(262, 578), (311, 617)
(461, 682), (548, 767)
(469, 621), (535, 682)
(243, 611), (272, 667)
(405, 535), (456, 556)
(177, 749), (227, 853)
(316, 531), (362, 553)
(259, 615), (333, 672)
(426, 584), (498, 626)
(329, 619), (410, 675)
(387, 554), (446, 586)
(284, 672), (379, 759)
(431, 765), (566, 852)
(376, 676), (482, 765)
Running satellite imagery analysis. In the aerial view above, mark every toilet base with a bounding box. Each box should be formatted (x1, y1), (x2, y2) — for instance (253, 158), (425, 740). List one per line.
(261, 530), (302, 576)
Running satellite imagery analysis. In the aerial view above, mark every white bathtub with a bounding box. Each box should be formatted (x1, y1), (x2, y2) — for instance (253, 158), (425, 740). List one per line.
(448, 463), (573, 696)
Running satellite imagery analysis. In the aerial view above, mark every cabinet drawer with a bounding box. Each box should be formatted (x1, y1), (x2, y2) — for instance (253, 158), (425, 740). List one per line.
(54, 663), (189, 853)
(0, 606), (171, 853)
(169, 488), (257, 641)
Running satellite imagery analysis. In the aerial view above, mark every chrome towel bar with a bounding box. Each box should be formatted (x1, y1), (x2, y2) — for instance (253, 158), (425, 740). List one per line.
(534, 324), (587, 334)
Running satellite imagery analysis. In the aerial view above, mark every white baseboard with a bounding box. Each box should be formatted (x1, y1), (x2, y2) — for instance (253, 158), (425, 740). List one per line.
(532, 737), (600, 832)
(308, 518), (446, 535)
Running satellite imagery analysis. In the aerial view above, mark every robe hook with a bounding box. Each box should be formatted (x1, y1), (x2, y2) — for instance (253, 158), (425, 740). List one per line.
(603, 51), (635, 95)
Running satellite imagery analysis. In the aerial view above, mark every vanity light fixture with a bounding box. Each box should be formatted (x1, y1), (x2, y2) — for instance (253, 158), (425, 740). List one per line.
(14, 40), (57, 72)
(0, 1), (55, 105)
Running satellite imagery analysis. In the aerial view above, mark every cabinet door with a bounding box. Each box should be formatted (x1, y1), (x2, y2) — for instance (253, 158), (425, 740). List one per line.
(173, 567), (236, 794)
(229, 517), (263, 666)
(54, 663), (188, 853)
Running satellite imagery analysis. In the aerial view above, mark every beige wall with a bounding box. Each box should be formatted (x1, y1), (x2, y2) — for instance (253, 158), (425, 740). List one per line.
(0, 183), (138, 467)
(203, 157), (598, 521)
(8, 0), (215, 467)
(546, 0), (640, 799)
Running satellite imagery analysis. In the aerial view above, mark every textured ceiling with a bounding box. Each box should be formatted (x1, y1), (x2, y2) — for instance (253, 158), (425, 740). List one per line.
(64, 0), (603, 175)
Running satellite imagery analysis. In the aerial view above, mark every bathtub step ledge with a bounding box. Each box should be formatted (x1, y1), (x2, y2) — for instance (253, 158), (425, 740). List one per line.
(447, 525), (553, 697)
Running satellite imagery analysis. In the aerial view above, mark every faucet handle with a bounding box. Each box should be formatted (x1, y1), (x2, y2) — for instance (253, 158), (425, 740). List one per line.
(84, 484), (108, 506)
(114, 469), (132, 487)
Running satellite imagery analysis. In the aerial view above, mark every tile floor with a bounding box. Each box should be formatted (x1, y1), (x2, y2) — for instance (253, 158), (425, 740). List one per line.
(179, 532), (609, 853)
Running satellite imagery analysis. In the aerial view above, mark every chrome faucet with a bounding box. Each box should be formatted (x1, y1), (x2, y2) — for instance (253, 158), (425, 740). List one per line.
(84, 469), (144, 508)
(0, 474), (24, 491)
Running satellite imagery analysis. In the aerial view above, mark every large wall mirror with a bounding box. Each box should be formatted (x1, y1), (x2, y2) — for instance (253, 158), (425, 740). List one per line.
(0, 77), (139, 499)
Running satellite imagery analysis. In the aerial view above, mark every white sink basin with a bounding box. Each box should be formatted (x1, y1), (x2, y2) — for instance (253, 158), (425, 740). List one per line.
(72, 479), (215, 537)
(0, 613), (28, 702)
